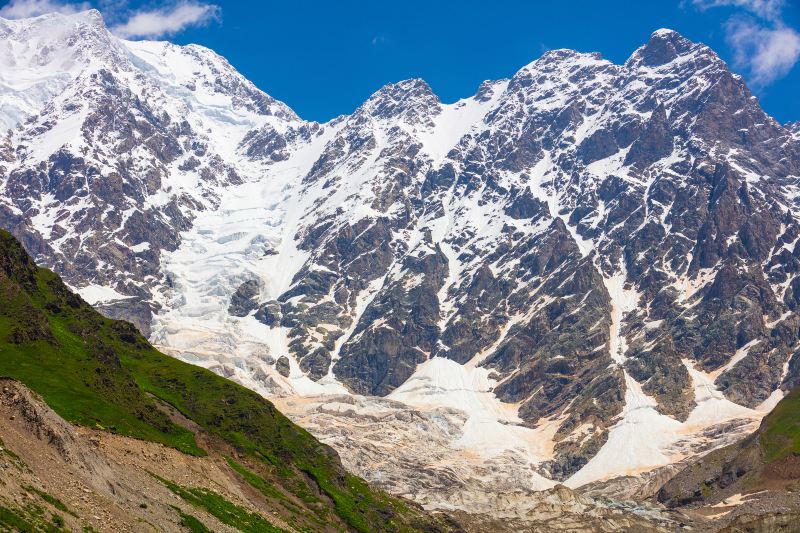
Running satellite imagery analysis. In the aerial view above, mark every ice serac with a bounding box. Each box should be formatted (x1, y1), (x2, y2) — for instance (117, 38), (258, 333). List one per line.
(1, 12), (800, 512)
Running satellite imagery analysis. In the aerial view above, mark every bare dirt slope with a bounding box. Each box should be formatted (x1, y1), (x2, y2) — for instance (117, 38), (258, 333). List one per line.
(1, 378), (325, 532)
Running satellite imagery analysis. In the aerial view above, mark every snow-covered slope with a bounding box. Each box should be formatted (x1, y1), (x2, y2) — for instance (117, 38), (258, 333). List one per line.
(0, 9), (302, 334)
(0, 10), (117, 130)
(2, 11), (800, 511)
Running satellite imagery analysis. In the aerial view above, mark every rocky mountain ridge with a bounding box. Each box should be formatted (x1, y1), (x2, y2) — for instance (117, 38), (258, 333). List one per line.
(1, 10), (799, 510)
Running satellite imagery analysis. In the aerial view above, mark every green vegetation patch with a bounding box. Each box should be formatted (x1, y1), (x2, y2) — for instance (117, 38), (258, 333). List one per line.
(226, 456), (333, 531)
(23, 487), (76, 517)
(226, 457), (291, 504)
(155, 475), (287, 533)
(0, 502), (69, 533)
(0, 436), (22, 464)
(760, 386), (800, 463)
(169, 505), (211, 533)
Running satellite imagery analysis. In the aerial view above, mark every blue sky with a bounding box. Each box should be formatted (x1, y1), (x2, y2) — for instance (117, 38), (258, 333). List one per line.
(1, 0), (799, 123)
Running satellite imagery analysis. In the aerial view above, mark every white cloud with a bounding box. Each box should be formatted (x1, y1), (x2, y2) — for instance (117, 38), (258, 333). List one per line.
(110, 1), (220, 39)
(691, 0), (800, 86)
(725, 16), (800, 86)
(691, 0), (786, 21)
(0, 0), (91, 18)
(0, 0), (220, 41)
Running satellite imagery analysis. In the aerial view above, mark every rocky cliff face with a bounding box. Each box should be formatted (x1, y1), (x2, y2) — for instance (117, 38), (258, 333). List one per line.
(1, 11), (799, 499)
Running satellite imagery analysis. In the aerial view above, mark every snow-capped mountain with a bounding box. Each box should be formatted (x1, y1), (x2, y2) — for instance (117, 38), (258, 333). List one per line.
(1, 10), (799, 510)
(0, 9), (299, 334)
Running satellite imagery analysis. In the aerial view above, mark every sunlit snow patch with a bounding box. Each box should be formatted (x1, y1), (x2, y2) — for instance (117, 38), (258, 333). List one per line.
(77, 284), (134, 305)
(565, 359), (764, 487)
(389, 356), (556, 490)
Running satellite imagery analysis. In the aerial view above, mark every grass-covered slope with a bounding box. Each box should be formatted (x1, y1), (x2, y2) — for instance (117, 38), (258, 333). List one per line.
(0, 229), (454, 533)
(759, 386), (800, 464)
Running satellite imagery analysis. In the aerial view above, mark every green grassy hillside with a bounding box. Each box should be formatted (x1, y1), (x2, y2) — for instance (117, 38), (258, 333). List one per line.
(759, 386), (800, 463)
(0, 229), (453, 533)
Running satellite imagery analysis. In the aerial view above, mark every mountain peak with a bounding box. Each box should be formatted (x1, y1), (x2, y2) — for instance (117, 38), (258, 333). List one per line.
(68, 8), (105, 26)
(517, 48), (608, 75)
(360, 78), (441, 120)
(539, 48), (604, 63)
(630, 28), (697, 67)
(375, 78), (436, 97)
(650, 28), (683, 39)
(507, 48), (612, 94)
(0, 7), (123, 131)
(0, 7), (105, 28)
